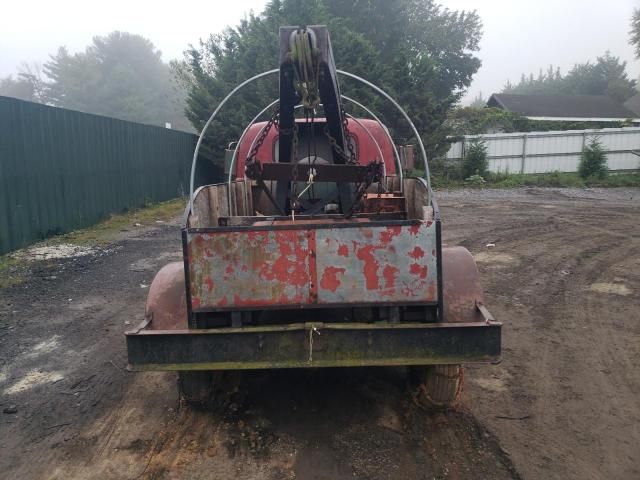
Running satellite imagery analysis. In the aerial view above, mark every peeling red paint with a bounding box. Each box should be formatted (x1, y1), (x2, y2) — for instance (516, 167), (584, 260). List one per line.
(356, 244), (380, 290)
(193, 236), (204, 247)
(379, 226), (401, 243)
(225, 264), (234, 274)
(408, 246), (425, 259)
(382, 265), (399, 289)
(320, 266), (345, 292)
(217, 296), (228, 307)
(191, 297), (201, 309)
(246, 231), (268, 243)
(205, 276), (214, 292)
(337, 244), (349, 257)
(409, 224), (421, 235)
(410, 263), (428, 279)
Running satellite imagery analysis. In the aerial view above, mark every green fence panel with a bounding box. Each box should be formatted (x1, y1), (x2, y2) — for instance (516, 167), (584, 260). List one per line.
(0, 96), (220, 255)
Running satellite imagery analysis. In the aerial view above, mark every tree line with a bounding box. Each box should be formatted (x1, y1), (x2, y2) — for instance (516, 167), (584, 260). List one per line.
(2, 1), (640, 159)
(501, 52), (636, 102)
(0, 32), (191, 131)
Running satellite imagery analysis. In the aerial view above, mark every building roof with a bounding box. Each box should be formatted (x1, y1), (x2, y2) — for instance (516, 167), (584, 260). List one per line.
(487, 93), (636, 120)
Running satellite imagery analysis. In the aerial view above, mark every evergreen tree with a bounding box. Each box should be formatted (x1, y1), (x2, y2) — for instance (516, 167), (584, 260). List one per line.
(174, 0), (483, 165)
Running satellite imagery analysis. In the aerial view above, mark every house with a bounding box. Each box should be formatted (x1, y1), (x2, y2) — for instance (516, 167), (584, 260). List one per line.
(487, 93), (638, 123)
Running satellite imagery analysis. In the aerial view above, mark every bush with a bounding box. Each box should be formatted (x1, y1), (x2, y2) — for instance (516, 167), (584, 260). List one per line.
(579, 138), (608, 179)
(462, 139), (488, 179)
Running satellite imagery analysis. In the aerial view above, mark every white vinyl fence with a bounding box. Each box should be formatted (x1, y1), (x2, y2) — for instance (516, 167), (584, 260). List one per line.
(445, 127), (640, 174)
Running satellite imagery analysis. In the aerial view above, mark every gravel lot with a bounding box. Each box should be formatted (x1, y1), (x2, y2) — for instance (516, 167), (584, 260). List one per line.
(0, 187), (638, 479)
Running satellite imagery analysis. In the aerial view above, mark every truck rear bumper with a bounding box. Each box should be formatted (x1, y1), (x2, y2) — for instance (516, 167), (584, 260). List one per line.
(126, 319), (501, 371)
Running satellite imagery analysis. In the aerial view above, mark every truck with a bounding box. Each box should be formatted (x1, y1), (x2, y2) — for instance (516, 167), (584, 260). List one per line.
(125, 25), (501, 408)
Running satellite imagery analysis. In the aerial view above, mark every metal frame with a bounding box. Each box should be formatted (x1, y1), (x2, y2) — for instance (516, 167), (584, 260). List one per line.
(191, 69), (433, 213)
(227, 96), (403, 191)
(336, 70), (432, 203)
(127, 319), (501, 371)
(190, 68), (279, 214)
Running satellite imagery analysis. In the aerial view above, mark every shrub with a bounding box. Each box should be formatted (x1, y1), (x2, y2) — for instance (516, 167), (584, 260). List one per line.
(462, 138), (488, 179)
(579, 138), (608, 179)
(464, 174), (486, 186)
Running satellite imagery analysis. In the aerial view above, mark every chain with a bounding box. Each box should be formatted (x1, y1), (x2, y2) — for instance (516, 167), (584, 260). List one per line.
(341, 106), (358, 165)
(290, 123), (300, 218)
(323, 126), (358, 165)
(246, 106), (280, 168)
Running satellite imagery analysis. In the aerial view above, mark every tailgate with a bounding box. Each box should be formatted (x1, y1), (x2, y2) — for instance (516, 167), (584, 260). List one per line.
(186, 221), (438, 311)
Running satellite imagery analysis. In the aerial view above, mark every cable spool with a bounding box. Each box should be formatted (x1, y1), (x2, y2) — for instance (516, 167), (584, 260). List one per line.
(289, 28), (321, 110)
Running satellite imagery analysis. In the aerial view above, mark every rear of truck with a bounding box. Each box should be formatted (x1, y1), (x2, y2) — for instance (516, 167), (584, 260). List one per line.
(125, 25), (501, 407)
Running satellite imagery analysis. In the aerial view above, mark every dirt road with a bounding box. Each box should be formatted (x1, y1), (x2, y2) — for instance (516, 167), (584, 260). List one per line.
(1, 187), (638, 479)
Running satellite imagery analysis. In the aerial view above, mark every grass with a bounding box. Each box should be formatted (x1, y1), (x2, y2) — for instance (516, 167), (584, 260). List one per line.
(430, 171), (640, 189)
(0, 197), (186, 288)
(54, 197), (186, 246)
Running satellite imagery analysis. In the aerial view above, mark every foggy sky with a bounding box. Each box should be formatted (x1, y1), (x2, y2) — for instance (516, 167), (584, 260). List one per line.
(2, 0), (639, 103)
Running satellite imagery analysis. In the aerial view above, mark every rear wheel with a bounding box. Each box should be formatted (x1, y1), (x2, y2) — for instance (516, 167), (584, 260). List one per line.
(408, 365), (463, 409)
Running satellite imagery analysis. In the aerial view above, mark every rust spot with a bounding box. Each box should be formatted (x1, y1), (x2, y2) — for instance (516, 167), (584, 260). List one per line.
(427, 283), (436, 299)
(410, 263), (428, 279)
(408, 224), (421, 236)
(337, 244), (349, 257)
(193, 236), (204, 246)
(257, 231), (309, 287)
(408, 246), (425, 259)
(382, 265), (399, 289)
(205, 276), (214, 292)
(356, 245), (380, 290)
(379, 226), (402, 243)
(320, 266), (346, 292)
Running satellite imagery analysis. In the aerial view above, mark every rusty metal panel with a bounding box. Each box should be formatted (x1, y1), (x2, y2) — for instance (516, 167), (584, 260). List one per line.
(315, 222), (438, 304)
(188, 229), (312, 310)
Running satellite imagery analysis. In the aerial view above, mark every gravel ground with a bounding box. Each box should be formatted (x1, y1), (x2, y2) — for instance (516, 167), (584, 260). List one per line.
(1, 186), (638, 479)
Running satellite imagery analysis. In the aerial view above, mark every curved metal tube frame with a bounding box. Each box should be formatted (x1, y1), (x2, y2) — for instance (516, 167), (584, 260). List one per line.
(337, 70), (431, 202)
(343, 113), (386, 182)
(191, 68), (430, 213)
(341, 95), (403, 192)
(190, 68), (279, 213)
(227, 99), (280, 212)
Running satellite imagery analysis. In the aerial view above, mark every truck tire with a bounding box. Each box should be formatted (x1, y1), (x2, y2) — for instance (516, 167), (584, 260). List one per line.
(406, 247), (476, 409)
(178, 371), (216, 406)
(408, 365), (463, 409)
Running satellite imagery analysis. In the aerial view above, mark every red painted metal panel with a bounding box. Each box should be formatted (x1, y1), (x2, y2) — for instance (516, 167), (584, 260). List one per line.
(315, 223), (438, 304)
(187, 221), (438, 310)
(187, 230), (311, 310)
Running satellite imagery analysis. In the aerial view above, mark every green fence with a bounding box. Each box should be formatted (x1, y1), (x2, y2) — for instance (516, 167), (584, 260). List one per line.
(0, 96), (219, 254)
